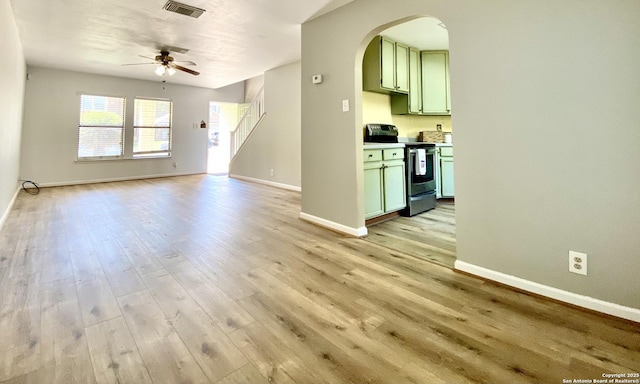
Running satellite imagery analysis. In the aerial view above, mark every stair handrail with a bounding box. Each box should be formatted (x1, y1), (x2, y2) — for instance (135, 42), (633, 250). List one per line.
(230, 86), (265, 158)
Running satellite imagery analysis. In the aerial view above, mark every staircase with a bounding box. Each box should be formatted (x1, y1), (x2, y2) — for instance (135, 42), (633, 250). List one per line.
(230, 86), (265, 159)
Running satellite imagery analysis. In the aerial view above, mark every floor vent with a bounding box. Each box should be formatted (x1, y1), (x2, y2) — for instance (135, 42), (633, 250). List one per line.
(163, 0), (206, 18)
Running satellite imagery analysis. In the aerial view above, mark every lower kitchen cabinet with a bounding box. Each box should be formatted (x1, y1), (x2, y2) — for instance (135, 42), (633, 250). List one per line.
(438, 146), (455, 198)
(364, 148), (406, 219)
(364, 161), (385, 218)
(382, 160), (406, 212)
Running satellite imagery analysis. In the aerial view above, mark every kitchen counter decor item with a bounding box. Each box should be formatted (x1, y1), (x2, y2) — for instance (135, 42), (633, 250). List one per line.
(418, 130), (445, 143)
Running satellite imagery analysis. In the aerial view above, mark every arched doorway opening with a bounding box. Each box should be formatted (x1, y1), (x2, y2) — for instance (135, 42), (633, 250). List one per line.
(359, 16), (457, 269)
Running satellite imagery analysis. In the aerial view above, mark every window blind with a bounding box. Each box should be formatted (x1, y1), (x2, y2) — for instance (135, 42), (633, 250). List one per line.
(133, 98), (172, 157)
(77, 95), (125, 159)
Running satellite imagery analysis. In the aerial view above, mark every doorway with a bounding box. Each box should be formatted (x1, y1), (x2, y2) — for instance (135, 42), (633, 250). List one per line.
(361, 16), (456, 269)
(207, 102), (242, 175)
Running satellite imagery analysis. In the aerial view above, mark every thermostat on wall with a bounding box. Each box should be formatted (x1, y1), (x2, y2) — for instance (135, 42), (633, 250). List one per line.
(312, 74), (323, 84)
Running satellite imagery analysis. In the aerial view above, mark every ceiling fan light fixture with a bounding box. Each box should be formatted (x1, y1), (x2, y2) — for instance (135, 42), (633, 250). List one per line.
(155, 65), (166, 76)
(167, 67), (176, 76)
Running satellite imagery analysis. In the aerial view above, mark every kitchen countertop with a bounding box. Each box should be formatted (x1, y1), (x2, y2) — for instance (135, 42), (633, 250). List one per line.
(414, 142), (452, 147)
(363, 142), (452, 149)
(363, 143), (405, 149)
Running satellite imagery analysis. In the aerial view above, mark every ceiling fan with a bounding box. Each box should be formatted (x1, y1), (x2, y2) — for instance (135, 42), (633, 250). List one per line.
(123, 50), (200, 76)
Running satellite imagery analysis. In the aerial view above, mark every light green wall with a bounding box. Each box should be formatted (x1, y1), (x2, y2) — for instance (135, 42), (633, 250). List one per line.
(229, 61), (301, 188)
(301, 0), (640, 309)
(0, 0), (26, 228)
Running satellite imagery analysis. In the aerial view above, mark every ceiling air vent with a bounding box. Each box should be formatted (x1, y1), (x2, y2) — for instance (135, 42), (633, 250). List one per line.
(163, 0), (206, 18)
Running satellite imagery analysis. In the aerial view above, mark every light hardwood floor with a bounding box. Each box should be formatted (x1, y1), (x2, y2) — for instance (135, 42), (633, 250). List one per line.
(365, 202), (456, 269)
(0, 175), (638, 383)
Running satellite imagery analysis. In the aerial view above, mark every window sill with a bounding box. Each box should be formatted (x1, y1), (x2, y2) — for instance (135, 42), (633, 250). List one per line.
(75, 154), (172, 163)
(132, 153), (171, 159)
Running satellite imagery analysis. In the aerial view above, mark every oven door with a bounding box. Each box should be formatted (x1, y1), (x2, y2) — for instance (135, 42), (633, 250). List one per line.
(407, 148), (437, 195)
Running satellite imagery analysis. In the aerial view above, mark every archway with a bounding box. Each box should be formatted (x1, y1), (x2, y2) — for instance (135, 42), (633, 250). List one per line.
(358, 16), (457, 268)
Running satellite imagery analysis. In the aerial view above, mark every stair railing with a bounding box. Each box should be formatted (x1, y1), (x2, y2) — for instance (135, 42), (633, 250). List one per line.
(230, 86), (265, 159)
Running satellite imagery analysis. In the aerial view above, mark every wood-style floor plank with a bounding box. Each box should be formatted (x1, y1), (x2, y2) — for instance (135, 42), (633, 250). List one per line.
(84, 316), (153, 384)
(214, 363), (269, 384)
(365, 202), (457, 268)
(75, 270), (121, 327)
(117, 290), (210, 384)
(163, 256), (255, 334)
(0, 175), (637, 384)
(0, 272), (40, 382)
(141, 270), (249, 382)
(39, 278), (96, 384)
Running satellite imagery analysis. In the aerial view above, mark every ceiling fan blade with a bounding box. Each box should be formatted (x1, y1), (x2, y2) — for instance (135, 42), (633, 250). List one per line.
(174, 60), (197, 66)
(139, 55), (158, 61)
(172, 64), (200, 76)
(121, 62), (156, 66)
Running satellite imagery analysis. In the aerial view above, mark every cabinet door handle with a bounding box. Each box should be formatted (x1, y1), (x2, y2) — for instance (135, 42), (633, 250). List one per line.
(368, 154), (373, 158)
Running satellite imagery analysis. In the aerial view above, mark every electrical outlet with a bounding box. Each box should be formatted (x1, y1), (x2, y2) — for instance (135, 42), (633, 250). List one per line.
(342, 99), (350, 112)
(569, 251), (587, 276)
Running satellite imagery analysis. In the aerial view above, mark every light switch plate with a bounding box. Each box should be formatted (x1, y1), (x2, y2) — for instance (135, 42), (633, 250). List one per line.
(312, 74), (323, 84)
(342, 99), (350, 112)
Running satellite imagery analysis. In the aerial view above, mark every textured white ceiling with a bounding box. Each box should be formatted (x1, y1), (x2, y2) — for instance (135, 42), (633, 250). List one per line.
(381, 17), (449, 51)
(9, 0), (353, 89)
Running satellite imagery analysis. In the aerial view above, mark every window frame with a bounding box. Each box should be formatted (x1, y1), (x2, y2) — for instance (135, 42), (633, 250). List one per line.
(77, 94), (126, 161)
(132, 97), (173, 158)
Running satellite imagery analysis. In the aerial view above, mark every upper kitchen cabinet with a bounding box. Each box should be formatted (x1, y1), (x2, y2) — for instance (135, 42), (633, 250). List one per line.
(363, 36), (409, 94)
(391, 50), (451, 116)
(421, 51), (450, 115)
(407, 48), (422, 114)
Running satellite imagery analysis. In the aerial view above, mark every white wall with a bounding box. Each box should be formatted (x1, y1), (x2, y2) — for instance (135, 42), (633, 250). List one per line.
(244, 75), (265, 103)
(0, 0), (26, 229)
(20, 67), (244, 186)
(230, 62), (301, 189)
(301, 0), (640, 313)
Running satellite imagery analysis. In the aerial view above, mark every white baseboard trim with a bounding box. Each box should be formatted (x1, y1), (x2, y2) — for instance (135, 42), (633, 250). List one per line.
(35, 172), (202, 188)
(299, 212), (368, 238)
(455, 260), (640, 323)
(0, 186), (21, 233)
(229, 174), (301, 192)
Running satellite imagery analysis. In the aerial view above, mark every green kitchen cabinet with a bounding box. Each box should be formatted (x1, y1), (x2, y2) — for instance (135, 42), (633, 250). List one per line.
(364, 151), (384, 219)
(364, 147), (406, 219)
(363, 36), (409, 94)
(382, 160), (406, 212)
(407, 47), (422, 114)
(421, 51), (451, 115)
(394, 43), (409, 93)
(391, 49), (450, 116)
(390, 47), (421, 115)
(439, 146), (455, 198)
(380, 37), (395, 90)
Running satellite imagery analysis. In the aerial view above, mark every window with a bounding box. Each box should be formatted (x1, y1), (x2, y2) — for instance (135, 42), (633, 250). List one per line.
(77, 94), (125, 160)
(133, 98), (172, 157)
